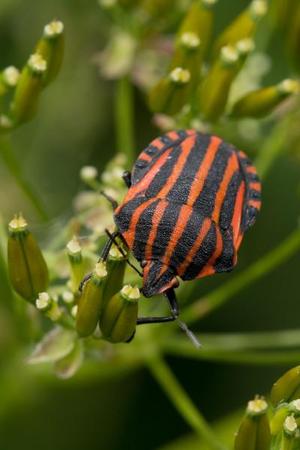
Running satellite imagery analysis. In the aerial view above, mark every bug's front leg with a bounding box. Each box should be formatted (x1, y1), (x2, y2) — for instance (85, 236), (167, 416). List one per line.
(78, 230), (121, 292)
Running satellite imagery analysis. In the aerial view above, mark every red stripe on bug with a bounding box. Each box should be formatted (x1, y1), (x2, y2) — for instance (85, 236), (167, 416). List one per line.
(249, 182), (261, 191)
(177, 217), (212, 277)
(159, 204), (193, 276)
(156, 134), (197, 199)
(166, 131), (180, 140)
(212, 153), (239, 223)
(145, 200), (169, 261)
(151, 137), (165, 150)
(197, 225), (223, 278)
(246, 166), (257, 175)
(231, 181), (246, 246)
(139, 153), (152, 162)
(122, 198), (157, 248)
(248, 199), (261, 209)
(187, 136), (221, 206)
(124, 147), (174, 202)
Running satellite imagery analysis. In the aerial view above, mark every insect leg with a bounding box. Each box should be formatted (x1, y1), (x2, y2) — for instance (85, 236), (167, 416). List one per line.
(122, 171), (132, 188)
(136, 288), (178, 325)
(100, 191), (118, 210)
(79, 230), (120, 292)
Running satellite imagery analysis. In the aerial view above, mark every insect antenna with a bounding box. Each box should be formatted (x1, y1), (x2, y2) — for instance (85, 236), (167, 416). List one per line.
(177, 319), (202, 349)
(104, 229), (143, 277)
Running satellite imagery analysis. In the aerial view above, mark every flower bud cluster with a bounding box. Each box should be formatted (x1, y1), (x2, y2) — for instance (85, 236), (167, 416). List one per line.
(0, 20), (64, 133)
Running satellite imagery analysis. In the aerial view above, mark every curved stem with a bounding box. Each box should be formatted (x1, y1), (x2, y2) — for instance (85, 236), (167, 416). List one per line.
(181, 228), (300, 325)
(115, 76), (135, 167)
(146, 353), (227, 450)
(0, 135), (49, 221)
(163, 337), (300, 366)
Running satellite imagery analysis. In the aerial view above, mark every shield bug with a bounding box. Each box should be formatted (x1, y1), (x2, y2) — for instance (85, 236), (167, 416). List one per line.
(85, 129), (261, 336)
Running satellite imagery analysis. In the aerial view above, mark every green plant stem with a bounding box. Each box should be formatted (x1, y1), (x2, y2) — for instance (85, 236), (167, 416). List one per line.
(115, 76), (135, 166)
(0, 135), (49, 221)
(163, 337), (300, 366)
(188, 329), (300, 351)
(146, 353), (227, 450)
(255, 115), (292, 179)
(181, 228), (300, 325)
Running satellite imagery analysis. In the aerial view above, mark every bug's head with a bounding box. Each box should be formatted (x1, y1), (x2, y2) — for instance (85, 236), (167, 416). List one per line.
(141, 260), (178, 298)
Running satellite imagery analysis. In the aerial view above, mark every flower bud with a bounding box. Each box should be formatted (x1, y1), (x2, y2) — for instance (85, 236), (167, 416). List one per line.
(270, 403), (289, 435)
(0, 66), (20, 95)
(0, 114), (13, 133)
(149, 67), (191, 115)
(103, 244), (127, 306)
(35, 20), (64, 86)
(99, 284), (140, 343)
(271, 366), (300, 406)
(199, 45), (240, 122)
(281, 416), (298, 450)
(10, 53), (47, 125)
(36, 292), (63, 322)
(142, 0), (173, 17)
(234, 397), (271, 450)
(170, 33), (202, 91)
(7, 214), (49, 303)
(214, 0), (267, 55)
(76, 261), (108, 337)
(286, 5), (300, 73)
(67, 237), (85, 293)
(230, 79), (300, 118)
(178, 0), (218, 57)
(270, 0), (297, 30)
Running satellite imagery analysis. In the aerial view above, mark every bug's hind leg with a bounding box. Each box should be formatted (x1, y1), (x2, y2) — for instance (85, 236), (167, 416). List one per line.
(136, 288), (179, 325)
(122, 171), (132, 188)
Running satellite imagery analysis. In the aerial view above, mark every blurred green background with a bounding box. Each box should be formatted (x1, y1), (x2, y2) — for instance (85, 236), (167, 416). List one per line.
(1, 1), (300, 449)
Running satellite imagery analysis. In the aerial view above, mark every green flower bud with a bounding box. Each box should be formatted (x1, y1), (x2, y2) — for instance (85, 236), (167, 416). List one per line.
(36, 292), (63, 322)
(286, 5), (300, 73)
(67, 237), (85, 293)
(35, 20), (64, 86)
(0, 115), (13, 133)
(270, 0), (297, 30)
(103, 244), (127, 306)
(281, 416), (298, 450)
(10, 53), (47, 125)
(142, 0), (173, 17)
(76, 261), (108, 337)
(199, 45), (240, 122)
(149, 67), (191, 115)
(214, 0), (267, 55)
(271, 366), (300, 406)
(7, 214), (49, 303)
(178, 0), (218, 57)
(234, 397), (271, 450)
(270, 404), (289, 435)
(0, 66), (20, 95)
(170, 33), (202, 91)
(230, 79), (299, 118)
(99, 284), (140, 343)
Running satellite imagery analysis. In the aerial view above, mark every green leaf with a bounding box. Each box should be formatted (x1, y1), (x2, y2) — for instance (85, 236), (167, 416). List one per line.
(27, 327), (76, 364)
(54, 339), (84, 379)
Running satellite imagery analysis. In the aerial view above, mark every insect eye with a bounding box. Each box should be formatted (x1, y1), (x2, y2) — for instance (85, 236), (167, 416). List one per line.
(141, 260), (147, 268)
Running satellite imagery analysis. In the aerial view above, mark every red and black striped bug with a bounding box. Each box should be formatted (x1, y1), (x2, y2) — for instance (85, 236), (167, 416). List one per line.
(98, 129), (261, 330)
